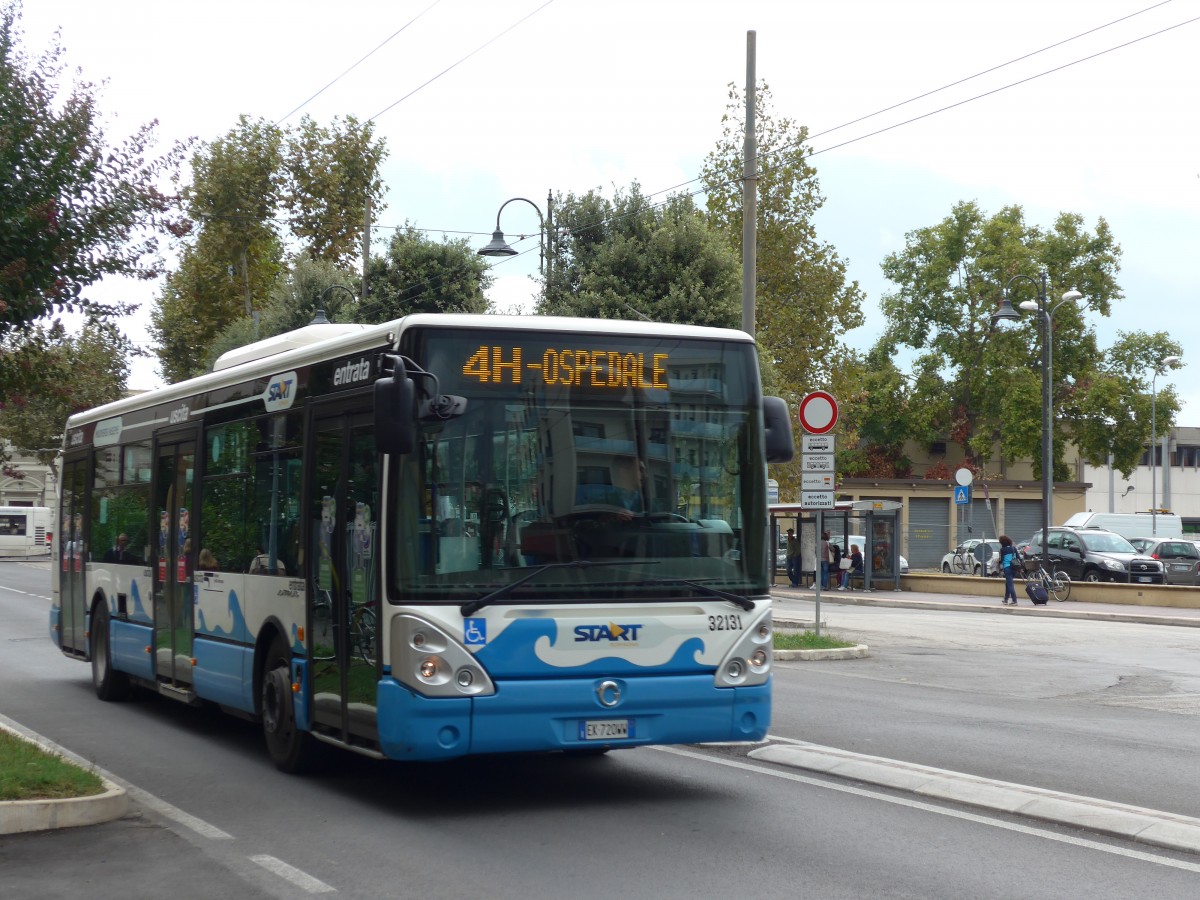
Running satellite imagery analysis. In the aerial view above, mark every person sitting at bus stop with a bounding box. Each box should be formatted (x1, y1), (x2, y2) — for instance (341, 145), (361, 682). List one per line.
(839, 545), (863, 590)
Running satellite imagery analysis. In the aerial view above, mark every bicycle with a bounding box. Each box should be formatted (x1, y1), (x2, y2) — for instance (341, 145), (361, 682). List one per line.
(944, 545), (973, 574)
(1021, 554), (1071, 602)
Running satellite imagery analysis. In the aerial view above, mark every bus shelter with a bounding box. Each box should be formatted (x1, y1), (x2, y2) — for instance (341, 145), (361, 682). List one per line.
(769, 500), (903, 591)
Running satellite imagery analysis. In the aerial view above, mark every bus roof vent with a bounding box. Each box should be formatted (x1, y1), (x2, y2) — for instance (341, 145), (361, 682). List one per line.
(212, 323), (368, 372)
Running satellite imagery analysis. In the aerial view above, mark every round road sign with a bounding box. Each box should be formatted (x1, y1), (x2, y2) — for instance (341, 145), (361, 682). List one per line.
(798, 391), (838, 434)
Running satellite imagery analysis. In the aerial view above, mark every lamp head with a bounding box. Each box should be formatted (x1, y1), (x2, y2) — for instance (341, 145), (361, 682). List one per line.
(1018, 300), (1039, 313)
(990, 297), (1022, 326)
(1061, 287), (1083, 303)
(477, 230), (518, 258)
(1163, 355), (1182, 368)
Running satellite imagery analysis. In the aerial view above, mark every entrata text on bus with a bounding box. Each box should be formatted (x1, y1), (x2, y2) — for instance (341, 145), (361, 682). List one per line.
(51, 314), (793, 771)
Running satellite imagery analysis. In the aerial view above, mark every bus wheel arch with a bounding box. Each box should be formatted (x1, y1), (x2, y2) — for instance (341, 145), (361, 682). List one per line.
(90, 598), (131, 701)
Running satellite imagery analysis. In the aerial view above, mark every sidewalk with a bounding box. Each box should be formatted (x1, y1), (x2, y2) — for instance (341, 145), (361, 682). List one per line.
(770, 580), (1200, 629)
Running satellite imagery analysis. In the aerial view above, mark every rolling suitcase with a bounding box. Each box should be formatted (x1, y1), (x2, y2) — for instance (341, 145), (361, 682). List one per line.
(1025, 582), (1049, 605)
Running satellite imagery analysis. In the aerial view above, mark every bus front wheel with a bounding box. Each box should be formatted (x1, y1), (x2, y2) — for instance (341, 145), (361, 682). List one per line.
(261, 638), (324, 774)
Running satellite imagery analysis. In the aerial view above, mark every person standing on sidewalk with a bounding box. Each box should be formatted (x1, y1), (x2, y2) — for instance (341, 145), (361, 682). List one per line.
(998, 535), (1020, 605)
(785, 528), (801, 587)
(819, 531), (832, 590)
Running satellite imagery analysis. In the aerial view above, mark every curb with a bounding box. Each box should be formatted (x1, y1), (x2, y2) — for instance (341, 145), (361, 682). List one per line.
(0, 721), (129, 836)
(774, 644), (869, 660)
(749, 742), (1200, 855)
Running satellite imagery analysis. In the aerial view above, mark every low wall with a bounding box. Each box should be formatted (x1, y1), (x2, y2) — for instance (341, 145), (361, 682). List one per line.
(901, 573), (1200, 609)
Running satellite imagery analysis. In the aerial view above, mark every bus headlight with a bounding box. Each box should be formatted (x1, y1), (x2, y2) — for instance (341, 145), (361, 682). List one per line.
(714, 607), (772, 688)
(393, 616), (496, 698)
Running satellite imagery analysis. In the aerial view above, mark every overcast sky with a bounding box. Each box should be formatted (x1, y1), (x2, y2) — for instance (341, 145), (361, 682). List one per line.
(20, 0), (1200, 415)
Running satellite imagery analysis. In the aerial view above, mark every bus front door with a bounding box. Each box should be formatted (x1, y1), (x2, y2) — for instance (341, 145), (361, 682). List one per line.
(152, 437), (196, 688)
(308, 410), (379, 744)
(58, 457), (89, 655)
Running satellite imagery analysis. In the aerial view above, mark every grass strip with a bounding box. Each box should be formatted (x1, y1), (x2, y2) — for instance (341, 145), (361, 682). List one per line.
(774, 629), (856, 651)
(0, 729), (105, 802)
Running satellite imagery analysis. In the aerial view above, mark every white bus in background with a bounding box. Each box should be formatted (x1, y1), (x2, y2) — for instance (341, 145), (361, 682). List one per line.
(0, 506), (52, 557)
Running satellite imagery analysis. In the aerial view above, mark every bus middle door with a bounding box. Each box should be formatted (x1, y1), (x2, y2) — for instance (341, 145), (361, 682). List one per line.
(308, 409), (379, 745)
(152, 435), (196, 689)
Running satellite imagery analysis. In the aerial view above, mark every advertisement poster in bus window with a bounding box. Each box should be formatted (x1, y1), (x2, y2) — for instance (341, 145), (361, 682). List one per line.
(158, 510), (168, 580)
(350, 502), (374, 602)
(319, 496), (335, 590)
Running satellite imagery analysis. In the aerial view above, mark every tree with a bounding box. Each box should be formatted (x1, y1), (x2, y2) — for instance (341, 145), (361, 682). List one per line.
(201, 257), (358, 372)
(871, 200), (1174, 479)
(0, 2), (184, 400)
(537, 184), (740, 328)
(701, 82), (865, 391)
(0, 315), (133, 481)
(150, 114), (389, 382)
(150, 115), (285, 382)
(283, 115), (387, 268)
(355, 225), (491, 324)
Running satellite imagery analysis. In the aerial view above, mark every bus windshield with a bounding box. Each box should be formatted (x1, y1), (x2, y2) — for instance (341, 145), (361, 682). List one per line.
(389, 328), (769, 602)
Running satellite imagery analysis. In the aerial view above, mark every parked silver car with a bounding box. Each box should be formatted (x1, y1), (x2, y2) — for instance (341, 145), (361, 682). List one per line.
(1138, 538), (1200, 585)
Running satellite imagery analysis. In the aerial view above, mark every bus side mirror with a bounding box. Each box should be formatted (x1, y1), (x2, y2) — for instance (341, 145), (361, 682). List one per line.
(762, 396), (795, 464)
(375, 356), (417, 454)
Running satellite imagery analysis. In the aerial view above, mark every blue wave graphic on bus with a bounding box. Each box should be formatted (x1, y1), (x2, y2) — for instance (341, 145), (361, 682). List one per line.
(473, 619), (708, 675)
(196, 589), (249, 643)
(129, 578), (150, 623)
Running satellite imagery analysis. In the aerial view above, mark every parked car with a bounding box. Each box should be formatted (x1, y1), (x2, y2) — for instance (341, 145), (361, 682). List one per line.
(1128, 536), (1155, 554)
(1026, 526), (1165, 584)
(1137, 538), (1200, 585)
(940, 538), (1002, 576)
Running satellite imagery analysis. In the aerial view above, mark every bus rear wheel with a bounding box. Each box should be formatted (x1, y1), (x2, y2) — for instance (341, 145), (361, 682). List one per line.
(90, 604), (131, 701)
(261, 638), (325, 774)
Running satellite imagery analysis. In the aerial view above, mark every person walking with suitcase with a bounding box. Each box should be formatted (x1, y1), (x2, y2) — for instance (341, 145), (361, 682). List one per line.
(998, 535), (1020, 605)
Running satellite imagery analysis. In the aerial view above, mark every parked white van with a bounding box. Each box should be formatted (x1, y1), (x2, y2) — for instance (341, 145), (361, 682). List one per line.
(1061, 512), (1183, 540)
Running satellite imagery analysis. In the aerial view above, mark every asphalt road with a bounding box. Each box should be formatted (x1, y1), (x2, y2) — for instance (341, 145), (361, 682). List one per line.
(4, 560), (1200, 898)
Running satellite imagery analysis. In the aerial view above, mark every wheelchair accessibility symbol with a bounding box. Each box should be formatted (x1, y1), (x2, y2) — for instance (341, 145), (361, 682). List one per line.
(464, 618), (487, 645)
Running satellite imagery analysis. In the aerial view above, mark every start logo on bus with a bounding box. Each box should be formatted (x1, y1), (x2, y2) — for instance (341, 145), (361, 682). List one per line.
(263, 371), (298, 412)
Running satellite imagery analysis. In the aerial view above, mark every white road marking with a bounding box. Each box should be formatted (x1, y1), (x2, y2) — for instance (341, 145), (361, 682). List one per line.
(653, 745), (1200, 874)
(250, 855), (337, 893)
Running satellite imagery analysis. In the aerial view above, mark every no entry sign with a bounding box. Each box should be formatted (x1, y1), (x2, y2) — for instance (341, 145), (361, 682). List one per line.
(798, 391), (839, 434)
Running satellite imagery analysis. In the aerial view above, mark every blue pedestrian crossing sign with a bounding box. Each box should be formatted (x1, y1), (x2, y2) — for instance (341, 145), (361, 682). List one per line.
(953, 485), (971, 505)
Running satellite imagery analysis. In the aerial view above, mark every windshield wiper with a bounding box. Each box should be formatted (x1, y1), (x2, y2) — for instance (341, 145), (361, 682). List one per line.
(633, 578), (754, 611)
(460, 560), (651, 616)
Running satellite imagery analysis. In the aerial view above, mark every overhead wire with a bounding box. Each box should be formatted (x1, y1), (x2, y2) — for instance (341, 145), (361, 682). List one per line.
(273, 0), (443, 126)
(189, 4), (1199, 312)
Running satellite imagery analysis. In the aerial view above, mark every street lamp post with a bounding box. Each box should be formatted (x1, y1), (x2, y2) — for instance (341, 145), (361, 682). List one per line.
(991, 273), (1083, 575)
(1149, 355), (1182, 536)
(477, 192), (554, 276)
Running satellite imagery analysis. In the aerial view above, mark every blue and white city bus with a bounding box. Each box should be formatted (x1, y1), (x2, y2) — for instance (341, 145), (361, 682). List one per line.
(51, 314), (793, 771)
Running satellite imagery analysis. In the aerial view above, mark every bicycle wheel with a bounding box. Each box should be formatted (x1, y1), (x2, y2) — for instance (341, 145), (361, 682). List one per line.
(351, 604), (378, 664)
(1049, 570), (1071, 602)
(952, 552), (970, 574)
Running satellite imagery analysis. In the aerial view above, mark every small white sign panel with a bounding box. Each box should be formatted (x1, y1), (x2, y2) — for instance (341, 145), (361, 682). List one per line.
(801, 453), (835, 471)
(801, 490), (836, 509)
(802, 472), (833, 490)
(801, 433), (835, 454)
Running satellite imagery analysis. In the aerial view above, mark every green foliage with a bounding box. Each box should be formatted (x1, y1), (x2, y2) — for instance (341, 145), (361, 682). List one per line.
(869, 200), (1174, 479)
(283, 115), (387, 268)
(0, 315), (133, 476)
(538, 185), (739, 327)
(150, 113), (389, 382)
(0, 2), (185, 400)
(356, 225), (491, 323)
(701, 82), (865, 390)
(202, 258), (358, 371)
